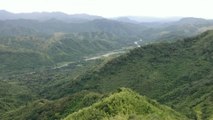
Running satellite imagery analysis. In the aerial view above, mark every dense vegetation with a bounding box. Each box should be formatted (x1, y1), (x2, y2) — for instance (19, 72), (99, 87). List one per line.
(57, 30), (213, 119)
(1, 30), (212, 120)
(0, 31), (138, 76)
(2, 91), (102, 120)
(64, 88), (188, 120)
(0, 12), (213, 120)
(0, 16), (213, 76)
(0, 59), (105, 118)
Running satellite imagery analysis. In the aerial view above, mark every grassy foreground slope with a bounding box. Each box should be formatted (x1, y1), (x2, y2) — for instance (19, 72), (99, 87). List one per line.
(63, 30), (213, 119)
(64, 88), (188, 120)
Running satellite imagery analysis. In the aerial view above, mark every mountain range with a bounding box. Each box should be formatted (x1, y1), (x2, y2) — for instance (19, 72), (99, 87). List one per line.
(1, 10), (209, 24)
(41, 30), (212, 120)
(0, 10), (103, 23)
(0, 10), (213, 120)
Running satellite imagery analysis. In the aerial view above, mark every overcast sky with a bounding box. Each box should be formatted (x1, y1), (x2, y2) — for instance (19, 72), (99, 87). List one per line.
(0, 0), (212, 18)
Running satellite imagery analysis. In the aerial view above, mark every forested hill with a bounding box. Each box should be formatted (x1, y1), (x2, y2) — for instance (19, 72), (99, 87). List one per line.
(62, 30), (213, 119)
(0, 11), (213, 120)
(1, 17), (213, 76)
(0, 19), (145, 36)
(0, 17), (146, 76)
(64, 88), (188, 120)
(0, 29), (213, 120)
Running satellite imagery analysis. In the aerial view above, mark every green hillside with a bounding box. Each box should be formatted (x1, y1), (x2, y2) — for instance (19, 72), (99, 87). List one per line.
(3, 31), (213, 120)
(0, 59), (104, 116)
(2, 91), (102, 120)
(140, 18), (213, 41)
(64, 88), (188, 120)
(60, 30), (213, 119)
(0, 18), (213, 120)
(0, 80), (37, 113)
(0, 31), (137, 76)
(0, 19), (144, 76)
(1, 18), (213, 76)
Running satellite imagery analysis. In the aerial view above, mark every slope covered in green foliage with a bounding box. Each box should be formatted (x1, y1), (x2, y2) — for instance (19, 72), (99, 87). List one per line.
(1, 30), (212, 120)
(0, 31), (137, 76)
(0, 81), (36, 114)
(5, 30), (211, 120)
(60, 30), (213, 119)
(1, 17), (213, 76)
(64, 88), (188, 120)
(0, 58), (105, 116)
(1, 18), (213, 120)
(2, 91), (102, 120)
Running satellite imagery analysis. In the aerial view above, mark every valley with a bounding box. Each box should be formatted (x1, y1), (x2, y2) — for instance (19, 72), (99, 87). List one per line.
(0, 10), (213, 120)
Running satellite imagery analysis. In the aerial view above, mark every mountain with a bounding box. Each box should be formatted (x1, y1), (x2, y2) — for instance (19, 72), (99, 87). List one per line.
(0, 18), (145, 36)
(177, 17), (212, 24)
(0, 16), (149, 76)
(1, 15), (213, 76)
(140, 17), (213, 41)
(0, 10), (14, 19)
(0, 10), (182, 23)
(1, 30), (212, 120)
(57, 30), (213, 119)
(113, 17), (140, 24)
(64, 88), (187, 120)
(0, 10), (103, 23)
(114, 16), (182, 23)
(1, 88), (188, 120)
(0, 30), (139, 76)
(0, 12), (213, 120)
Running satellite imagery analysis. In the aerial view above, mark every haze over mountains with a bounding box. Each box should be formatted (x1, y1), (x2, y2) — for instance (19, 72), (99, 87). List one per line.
(0, 10), (103, 23)
(0, 9), (213, 120)
(0, 10), (185, 23)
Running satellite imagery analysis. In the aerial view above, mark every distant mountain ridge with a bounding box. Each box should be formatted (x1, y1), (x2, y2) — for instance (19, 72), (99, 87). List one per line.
(0, 10), (213, 120)
(114, 16), (182, 23)
(1, 13), (213, 76)
(2, 10), (213, 24)
(0, 10), (103, 23)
